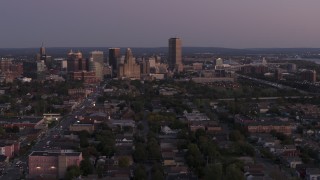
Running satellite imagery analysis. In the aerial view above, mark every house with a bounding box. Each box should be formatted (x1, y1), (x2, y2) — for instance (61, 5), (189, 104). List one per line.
(284, 157), (303, 168)
(113, 155), (133, 167)
(306, 168), (320, 180)
(244, 164), (265, 180)
(62, 131), (79, 141)
(162, 151), (176, 166)
(0, 140), (20, 158)
(161, 126), (178, 134)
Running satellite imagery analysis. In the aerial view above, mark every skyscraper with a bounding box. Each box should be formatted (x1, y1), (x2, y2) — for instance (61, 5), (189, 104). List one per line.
(37, 43), (52, 68)
(67, 50), (82, 72)
(118, 48), (140, 79)
(109, 48), (121, 76)
(91, 51), (104, 64)
(168, 38), (183, 73)
(89, 51), (104, 81)
(40, 43), (46, 58)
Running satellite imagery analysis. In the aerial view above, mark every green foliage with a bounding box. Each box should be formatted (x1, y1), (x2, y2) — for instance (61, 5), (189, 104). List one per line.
(133, 143), (147, 163)
(79, 130), (90, 148)
(95, 128), (115, 156)
(147, 137), (161, 161)
(134, 164), (147, 180)
(80, 158), (94, 176)
(228, 142), (255, 157)
(204, 164), (223, 180)
(229, 130), (245, 142)
(65, 165), (81, 180)
(118, 157), (130, 167)
(151, 163), (165, 180)
(225, 164), (245, 180)
(187, 143), (205, 169)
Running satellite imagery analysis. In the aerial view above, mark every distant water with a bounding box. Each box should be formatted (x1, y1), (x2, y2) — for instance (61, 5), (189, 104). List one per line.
(283, 58), (320, 64)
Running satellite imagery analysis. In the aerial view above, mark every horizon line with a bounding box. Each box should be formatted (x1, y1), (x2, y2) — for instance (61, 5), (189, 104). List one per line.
(0, 46), (320, 50)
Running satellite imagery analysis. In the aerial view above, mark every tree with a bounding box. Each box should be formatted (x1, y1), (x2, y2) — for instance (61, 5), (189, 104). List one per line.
(80, 158), (94, 176)
(152, 169), (164, 180)
(225, 164), (244, 180)
(0, 127), (5, 136)
(79, 130), (90, 148)
(65, 165), (81, 180)
(151, 163), (164, 180)
(204, 164), (223, 180)
(229, 130), (245, 142)
(134, 164), (147, 180)
(96, 162), (104, 178)
(118, 157), (130, 167)
(147, 138), (161, 161)
(133, 143), (147, 162)
(187, 143), (204, 168)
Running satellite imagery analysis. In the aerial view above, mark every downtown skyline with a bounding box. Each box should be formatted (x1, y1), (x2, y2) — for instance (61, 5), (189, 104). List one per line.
(1, 0), (320, 48)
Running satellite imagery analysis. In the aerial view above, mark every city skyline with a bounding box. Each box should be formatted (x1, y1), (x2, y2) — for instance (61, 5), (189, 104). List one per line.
(1, 0), (320, 48)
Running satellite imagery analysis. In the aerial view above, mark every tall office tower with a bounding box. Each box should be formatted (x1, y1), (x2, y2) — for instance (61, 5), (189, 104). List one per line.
(168, 37), (183, 73)
(118, 48), (140, 79)
(67, 50), (82, 72)
(36, 43), (52, 68)
(90, 51), (104, 81)
(141, 58), (150, 74)
(40, 44), (46, 59)
(91, 51), (104, 64)
(109, 48), (121, 76)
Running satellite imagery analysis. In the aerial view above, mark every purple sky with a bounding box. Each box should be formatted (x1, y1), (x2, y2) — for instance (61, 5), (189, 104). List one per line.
(1, 0), (320, 48)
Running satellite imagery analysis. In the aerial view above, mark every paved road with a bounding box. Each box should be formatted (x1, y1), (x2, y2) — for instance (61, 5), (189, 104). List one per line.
(0, 83), (106, 180)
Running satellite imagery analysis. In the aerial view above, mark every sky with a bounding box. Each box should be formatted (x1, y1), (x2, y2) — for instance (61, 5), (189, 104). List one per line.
(0, 0), (320, 48)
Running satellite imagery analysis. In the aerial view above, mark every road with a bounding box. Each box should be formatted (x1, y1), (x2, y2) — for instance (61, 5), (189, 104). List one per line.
(0, 82), (106, 180)
(237, 74), (310, 94)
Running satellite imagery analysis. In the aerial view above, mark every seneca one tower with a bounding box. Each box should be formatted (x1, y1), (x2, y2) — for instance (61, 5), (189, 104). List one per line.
(168, 37), (183, 73)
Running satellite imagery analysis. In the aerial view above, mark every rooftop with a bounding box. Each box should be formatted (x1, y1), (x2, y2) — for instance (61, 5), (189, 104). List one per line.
(29, 151), (81, 157)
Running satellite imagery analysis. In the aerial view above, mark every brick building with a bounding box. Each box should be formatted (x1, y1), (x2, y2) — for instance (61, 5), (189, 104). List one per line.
(28, 151), (83, 179)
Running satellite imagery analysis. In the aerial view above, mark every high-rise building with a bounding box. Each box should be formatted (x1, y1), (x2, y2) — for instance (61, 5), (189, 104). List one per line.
(67, 50), (83, 72)
(118, 48), (140, 79)
(37, 43), (52, 68)
(40, 45), (46, 59)
(168, 38), (183, 72)
(109, 48), (121, 76)
(91, 51), (104, 64)
(90, 51), (104, 80)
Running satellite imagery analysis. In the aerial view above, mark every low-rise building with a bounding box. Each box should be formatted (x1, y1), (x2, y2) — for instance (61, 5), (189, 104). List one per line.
(69, 123), (95, 134)
(28, 151), (83, 179)
(0, 117), (45, 130)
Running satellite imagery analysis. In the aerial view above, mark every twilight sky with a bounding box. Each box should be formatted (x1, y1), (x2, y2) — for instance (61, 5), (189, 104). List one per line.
(1, 0), (319, 48)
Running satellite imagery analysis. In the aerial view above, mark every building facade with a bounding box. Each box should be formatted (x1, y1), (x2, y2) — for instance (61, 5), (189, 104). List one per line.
(28, 151), (83, 179)
(118, 48), (140, 79)
(168, 38), (183, 73)
(109, 48), (121, 76)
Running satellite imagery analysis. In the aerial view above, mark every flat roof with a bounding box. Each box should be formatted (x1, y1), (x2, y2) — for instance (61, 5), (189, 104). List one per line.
(0, 117), (43, 124)
(30, 151), (81, 157)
